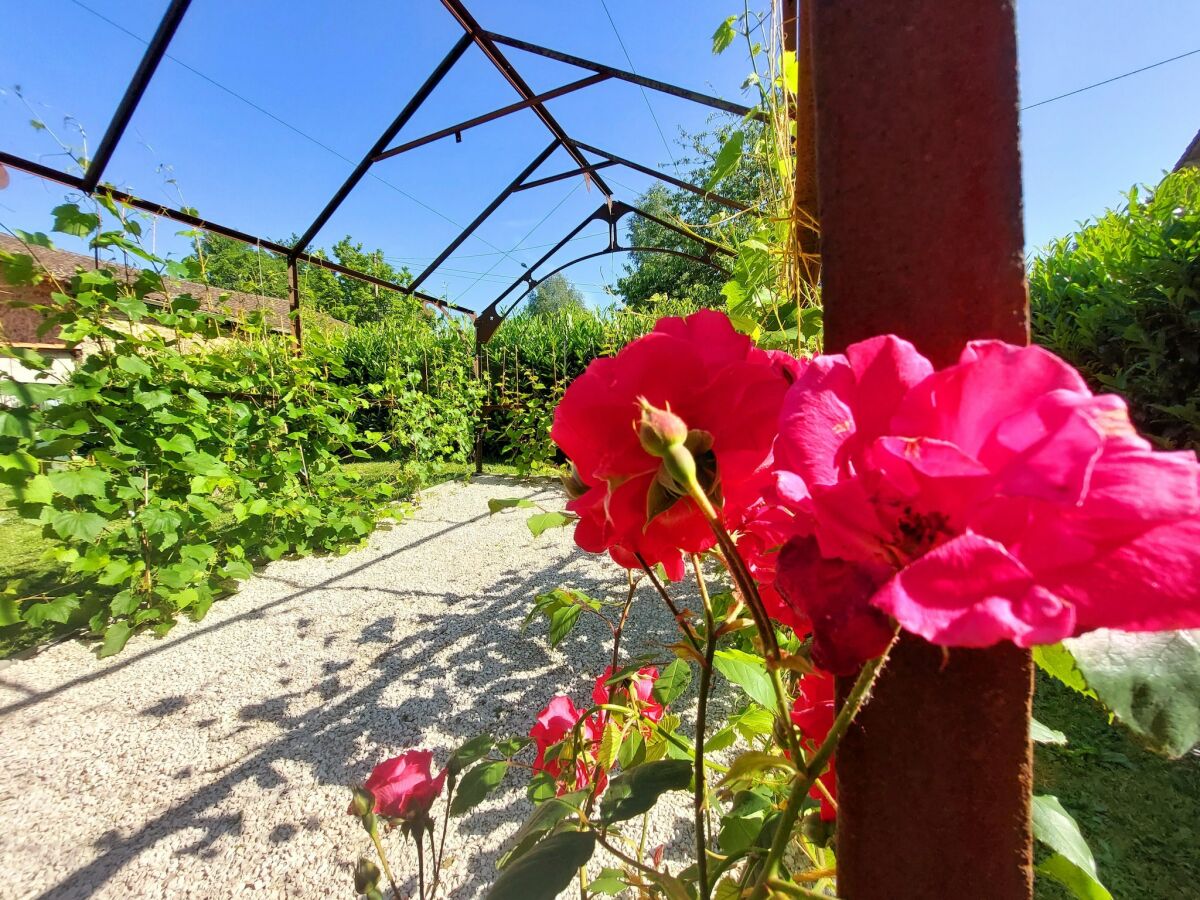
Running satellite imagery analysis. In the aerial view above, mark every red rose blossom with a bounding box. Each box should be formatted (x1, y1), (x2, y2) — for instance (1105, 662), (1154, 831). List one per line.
(791, 671), (837, 821)
(363, 749), (446, 822)
(551, 309), (797, 580)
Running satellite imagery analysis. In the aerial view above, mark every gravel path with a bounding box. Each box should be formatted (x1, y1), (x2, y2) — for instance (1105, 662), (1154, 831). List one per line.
(0, 476), (702, 899)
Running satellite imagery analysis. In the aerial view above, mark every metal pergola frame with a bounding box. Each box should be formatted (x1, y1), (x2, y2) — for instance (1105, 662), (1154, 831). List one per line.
(0, 0), (754, 347)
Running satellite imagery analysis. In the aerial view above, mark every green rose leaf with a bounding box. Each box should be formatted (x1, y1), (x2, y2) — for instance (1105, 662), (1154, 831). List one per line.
(486, 830), (595, 900)
(526, 511), (573, 537)
(450, 761), (508, 817)
(447, 734), (494, 779)
(600, 759), (693, 824)
(488, 497), (536, 514)
(713, 648), (776, 709)
(652, 658), (692, 706)
(1066, 628), (1200, 757)
(497, 790), (586, 870)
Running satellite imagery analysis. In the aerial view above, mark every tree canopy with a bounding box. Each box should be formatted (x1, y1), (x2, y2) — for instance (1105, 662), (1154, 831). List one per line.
(187, 234), (415, 325)
(526, 273), (585, 316)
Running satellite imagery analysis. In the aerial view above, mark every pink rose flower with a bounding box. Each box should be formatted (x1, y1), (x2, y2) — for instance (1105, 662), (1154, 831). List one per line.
(551, 309), (797, 580)
(772, 335), (1200, 670)
(363, 749), (446, 822)
(529, 695), (605, 793)
(592, 666), (664, 723)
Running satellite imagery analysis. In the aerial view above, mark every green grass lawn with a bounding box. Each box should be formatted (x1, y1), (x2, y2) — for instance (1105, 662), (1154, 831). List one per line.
(1033, 673), (1200, 899)
(3, 465), (1196, 897)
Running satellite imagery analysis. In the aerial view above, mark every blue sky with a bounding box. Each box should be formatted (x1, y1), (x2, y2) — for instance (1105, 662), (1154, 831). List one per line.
(1, 0), (1198, 312)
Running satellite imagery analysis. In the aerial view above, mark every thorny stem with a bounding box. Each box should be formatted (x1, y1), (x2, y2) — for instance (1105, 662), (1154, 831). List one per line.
(750, 630), (901, 900)
(691, 554), (718, 900)
(431, 797), (452, 897)
(635, 554), (703, 654)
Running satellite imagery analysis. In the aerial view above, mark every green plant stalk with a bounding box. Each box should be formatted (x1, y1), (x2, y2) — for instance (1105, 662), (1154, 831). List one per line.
(750, 631), (900, 900)
(366, 819), (402, 900)
(691, 554), (718, 900)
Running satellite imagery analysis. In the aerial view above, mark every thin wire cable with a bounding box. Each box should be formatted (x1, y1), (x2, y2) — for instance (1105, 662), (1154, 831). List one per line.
(598, 0), (679, 172)
(66, 0), (521, 263)
(451, 178), (586, 302)
(1022, 46), (1200, 110)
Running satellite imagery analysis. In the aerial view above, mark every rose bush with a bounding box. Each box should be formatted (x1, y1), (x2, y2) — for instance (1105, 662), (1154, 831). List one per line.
(350, 310), (1199, 900)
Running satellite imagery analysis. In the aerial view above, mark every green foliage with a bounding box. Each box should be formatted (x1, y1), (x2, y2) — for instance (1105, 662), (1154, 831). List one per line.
(479, 297), (698, 472)
(316, 313), (481, 480)
(0, 207), (394, 654)
(1030, 167), (1200, 449)
(1066, 629), (1200, 758)
(486, 830), (596, 900)
(1032, 794), (1113, 900)
(598, 758), (693, 824)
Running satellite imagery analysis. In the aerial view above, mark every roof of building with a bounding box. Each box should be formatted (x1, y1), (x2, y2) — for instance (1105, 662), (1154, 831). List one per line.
(1174, 128), (1200, 171)
(0, 233), (290, 335)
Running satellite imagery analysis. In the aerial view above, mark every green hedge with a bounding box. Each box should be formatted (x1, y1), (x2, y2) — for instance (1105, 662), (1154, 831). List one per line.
(1030, 167), (1200, 449)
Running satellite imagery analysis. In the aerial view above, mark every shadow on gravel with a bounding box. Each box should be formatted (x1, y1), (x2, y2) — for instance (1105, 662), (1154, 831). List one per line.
(30, 497), (673, 899)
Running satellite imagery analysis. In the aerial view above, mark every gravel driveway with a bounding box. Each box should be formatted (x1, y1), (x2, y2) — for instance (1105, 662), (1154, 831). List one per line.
(0, 476), (700, 899)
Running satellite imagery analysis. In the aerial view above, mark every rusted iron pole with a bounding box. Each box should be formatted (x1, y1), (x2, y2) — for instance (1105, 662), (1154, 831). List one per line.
(809, 2), (1034, 897)
(287, 257), (302, 349)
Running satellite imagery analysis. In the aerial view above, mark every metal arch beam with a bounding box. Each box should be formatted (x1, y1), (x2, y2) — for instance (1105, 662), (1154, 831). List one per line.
(473, 200), (730, 341)
(439, 0), (614, 199)
(514, 160), (618, 192)
(0, 150), (474, 319)
(408, 139), (561, 293)
(485, 31), (764, 121)
(290, 32), (473, 259)
(569, 139), (749, 211)
(373, 73), (610, 162)
(82, 0), (193, 193)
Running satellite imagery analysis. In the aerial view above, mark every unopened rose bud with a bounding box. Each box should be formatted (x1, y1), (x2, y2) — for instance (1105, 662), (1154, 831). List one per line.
(348, 786), (375, 818)
(560, 463), (588, 501)
(636, 398), (688, 458)
(354, 856), (382, 894)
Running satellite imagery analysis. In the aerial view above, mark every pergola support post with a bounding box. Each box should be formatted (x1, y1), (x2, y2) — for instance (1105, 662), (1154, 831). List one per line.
(809, 2), (1034, 897)
(287, 257), (301, 349)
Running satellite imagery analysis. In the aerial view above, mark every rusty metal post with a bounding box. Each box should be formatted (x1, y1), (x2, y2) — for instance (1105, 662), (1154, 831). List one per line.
(287, 257), (302, 349)
(809, 2), (1033, 897)
(473, 334), (485, 475)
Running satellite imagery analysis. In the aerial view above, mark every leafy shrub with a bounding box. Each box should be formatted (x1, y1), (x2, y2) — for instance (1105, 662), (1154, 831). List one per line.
(1030, 166), (1200, 449)
(479, 297), (700, 470)
(315, 314), (481, 479)
(0, 207), (392, 655)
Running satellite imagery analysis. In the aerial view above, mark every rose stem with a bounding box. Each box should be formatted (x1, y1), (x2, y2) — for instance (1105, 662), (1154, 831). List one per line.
(415, 830), (427, 900)
(367, 823), (401, 900)
(635, 553), (703, 654)
(691, 553), (718, 900)
(750, 630), (900, 899)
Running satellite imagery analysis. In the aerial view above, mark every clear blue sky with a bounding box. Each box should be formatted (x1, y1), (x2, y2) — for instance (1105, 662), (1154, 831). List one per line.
(1, 0), (1197, 312)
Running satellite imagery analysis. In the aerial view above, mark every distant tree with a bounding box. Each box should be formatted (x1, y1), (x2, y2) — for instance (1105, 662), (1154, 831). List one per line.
(187, 234), (414, 325)
(617, 125), (767, 310)
(526, 273), (584, 316)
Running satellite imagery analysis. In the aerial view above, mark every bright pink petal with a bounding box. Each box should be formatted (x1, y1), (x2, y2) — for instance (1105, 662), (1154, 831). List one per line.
(845, 335), (934, 442)
(872, 533), (1075, 647)
(894, 342), (1091, 459)
(1050, 516), (1200, 634)
(775, 354), (857, 486)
